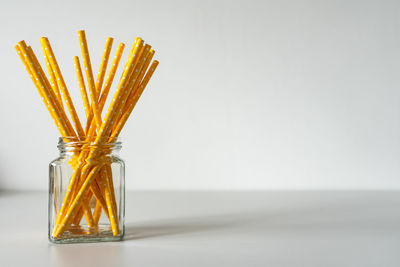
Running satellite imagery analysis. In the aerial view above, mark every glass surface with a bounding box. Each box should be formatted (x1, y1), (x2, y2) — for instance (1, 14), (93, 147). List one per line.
(48, 137), (125, 243)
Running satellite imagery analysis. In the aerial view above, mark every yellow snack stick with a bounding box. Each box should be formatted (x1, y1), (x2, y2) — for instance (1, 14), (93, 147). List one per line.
(17, 42), (76, 137)
(104, 175), (119, 235)
(92, 40), (144, 229)
(77, 30), (103, 130)
(85, 158), (118, 233)
(113, 44), (151, 124)
(15, 45), (66, 136)
(41, 50), (97, 226)
(87, 41), (145, 234)
(72, 208), (84, 225)
(81, 195), (94, 228)
(24, 42), (105, 232)
(73, 56), (91, 118)
(82, 37), (114, 133)
(100, 40), (145, 140)
(127, 45), (151, 89)
(18, 44), (96, 229)
(115, 48), (154, 127)
(28, 46), (77, 136)
(95, 37), (113, 96)
(91, 165), (111, 226)
(69, 157), (98, 228)
(43, 51), (63, 110)
(40, 37), (85, 138)
(84, 43), (125, 133)
(92, 44), (150, 232)
(105, 165), (117, 216)
(120, 40), (140, 78)
(93, 172), (110, 217)
(129, 49), (155, 98)
(93, 201), (102, 225)
(52, 164), (82, 234)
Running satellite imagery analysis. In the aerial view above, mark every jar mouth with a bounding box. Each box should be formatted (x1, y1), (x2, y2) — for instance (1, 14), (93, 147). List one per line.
(57, 136), (122, 152)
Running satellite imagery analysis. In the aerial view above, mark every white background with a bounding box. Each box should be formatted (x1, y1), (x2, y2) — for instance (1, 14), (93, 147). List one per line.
(0, 0), (399, 191)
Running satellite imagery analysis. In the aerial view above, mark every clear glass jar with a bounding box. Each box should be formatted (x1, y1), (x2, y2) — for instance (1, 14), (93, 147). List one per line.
(48, 137), (125, 243)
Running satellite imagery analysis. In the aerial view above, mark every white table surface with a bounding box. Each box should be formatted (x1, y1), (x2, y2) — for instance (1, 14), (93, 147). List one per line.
(0, 191), (399, 267)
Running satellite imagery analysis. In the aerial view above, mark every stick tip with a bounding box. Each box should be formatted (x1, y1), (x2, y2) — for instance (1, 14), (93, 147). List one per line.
(39, 37), (49, 45)
(17, 40), (27, 47)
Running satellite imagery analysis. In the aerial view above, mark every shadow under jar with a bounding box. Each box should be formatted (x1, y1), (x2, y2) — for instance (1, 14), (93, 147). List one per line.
(48, 136), (125, 243)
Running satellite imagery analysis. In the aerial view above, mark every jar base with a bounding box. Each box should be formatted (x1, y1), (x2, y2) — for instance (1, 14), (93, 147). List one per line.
(49, 224), (124, 244)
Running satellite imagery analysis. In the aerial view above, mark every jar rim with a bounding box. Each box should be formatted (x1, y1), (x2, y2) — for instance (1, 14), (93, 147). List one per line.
(57, 136), (122, 151)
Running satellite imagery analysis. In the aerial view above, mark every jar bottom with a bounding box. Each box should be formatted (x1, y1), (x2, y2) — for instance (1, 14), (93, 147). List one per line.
(49, 224), (124, 244)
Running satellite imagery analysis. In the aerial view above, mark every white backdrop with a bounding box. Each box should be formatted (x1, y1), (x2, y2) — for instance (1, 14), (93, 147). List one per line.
(0, 0), (399, 190)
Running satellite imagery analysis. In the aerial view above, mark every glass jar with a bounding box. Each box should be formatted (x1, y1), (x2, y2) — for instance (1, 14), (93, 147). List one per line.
(48, 136), (125, 243)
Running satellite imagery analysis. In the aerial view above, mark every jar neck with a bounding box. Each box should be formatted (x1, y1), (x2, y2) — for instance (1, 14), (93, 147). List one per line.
(57, 136), (122, 157)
